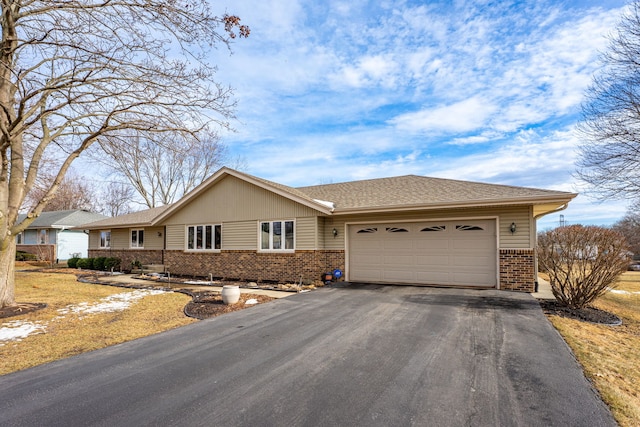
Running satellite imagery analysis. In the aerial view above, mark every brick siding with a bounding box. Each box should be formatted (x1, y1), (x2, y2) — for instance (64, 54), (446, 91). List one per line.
(164, 250), (346, 283)
(17, 244), (56, 262)
(499, 249), (535, 292)
(89, 249), (163, 271)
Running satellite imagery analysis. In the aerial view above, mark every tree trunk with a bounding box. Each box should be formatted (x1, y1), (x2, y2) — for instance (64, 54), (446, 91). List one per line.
(0, 240), (17, 308)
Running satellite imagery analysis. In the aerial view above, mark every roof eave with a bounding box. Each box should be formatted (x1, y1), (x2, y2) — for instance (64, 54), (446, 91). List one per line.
(332, 194), (578, 215)
(74, 221), (154, 230)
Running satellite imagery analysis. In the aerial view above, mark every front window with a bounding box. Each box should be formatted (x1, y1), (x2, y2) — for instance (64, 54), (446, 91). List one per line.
(131, 229), (144, 248)
(100, 230), (111, 248)
(16, 232), (23, 244)
(187, 225), (221, 250)
(38, 229), (48, 244)
(260, 220), (294, 251)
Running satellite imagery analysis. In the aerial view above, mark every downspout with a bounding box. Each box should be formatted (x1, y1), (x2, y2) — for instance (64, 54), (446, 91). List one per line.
(533, 203), (569, 291)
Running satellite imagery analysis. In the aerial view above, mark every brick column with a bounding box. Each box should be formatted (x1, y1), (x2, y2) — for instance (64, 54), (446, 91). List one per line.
(499, 249), (535, 292)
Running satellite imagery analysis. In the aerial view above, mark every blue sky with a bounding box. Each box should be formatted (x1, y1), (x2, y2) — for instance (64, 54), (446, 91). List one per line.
(209, 0), (629, 229)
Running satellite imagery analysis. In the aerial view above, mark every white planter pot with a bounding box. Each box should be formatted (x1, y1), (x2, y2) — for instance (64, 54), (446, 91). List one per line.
(221, 285), (240, 304)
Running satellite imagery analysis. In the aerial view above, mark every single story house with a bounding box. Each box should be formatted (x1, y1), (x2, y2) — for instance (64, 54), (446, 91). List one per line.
(81, 167), (576, 292)
(17, 209), (108, 261)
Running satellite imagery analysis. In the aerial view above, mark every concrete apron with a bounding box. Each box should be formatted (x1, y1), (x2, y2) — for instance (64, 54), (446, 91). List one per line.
(531, 277), (555, 300)
(92, 274), (293, 299)
(95, 273), (554, 301)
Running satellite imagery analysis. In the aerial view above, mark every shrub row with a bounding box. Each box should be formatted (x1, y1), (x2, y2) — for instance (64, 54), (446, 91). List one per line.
(68, 256), (121, 271)
(15, 251), (38, 261)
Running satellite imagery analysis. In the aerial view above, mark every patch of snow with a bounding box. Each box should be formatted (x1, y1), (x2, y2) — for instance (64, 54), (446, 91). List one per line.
(608, 289), (640, 295)
(58, 289), (166, 316)
(1, 289), (167, 345)
(313, 199), (335, 210)
(245, 298), (258, 305)
(184, 281), (214, 285)
(0, 320), (46, 345)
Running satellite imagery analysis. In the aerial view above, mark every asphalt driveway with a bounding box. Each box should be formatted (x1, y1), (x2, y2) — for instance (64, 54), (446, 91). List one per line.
(0, 284), (615, 426)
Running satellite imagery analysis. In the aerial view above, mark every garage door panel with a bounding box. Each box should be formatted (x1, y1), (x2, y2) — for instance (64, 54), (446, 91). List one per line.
(384, 240), (416, 250)
(416, 238), (450, 250)
(451, 240), (493, 251)
(415, 254), (450, 266)
(351, 254), (383, 265)
(383, 270), (416, 281)
(349, 219), (496, 287)
(384, 255), (416, 265)
(416, 271), (453, 283)
(351, 239), (384, 250)
(350, 268), (383, 282)
(453, 272), (494, 286)
(453, 255), (493, 268)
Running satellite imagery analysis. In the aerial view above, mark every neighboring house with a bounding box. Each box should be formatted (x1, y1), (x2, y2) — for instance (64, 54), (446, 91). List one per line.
(16, 210), (108, 261)
(82, 167), (576, 292)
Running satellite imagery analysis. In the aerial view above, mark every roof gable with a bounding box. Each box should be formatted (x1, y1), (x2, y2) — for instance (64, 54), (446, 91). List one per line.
(152, 167), (334, 224)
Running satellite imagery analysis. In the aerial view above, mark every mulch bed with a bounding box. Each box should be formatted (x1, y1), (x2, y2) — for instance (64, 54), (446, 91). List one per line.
(0, 302), (47, 319)
(538, 300), (622, 326)
(184, 292), (274, 320)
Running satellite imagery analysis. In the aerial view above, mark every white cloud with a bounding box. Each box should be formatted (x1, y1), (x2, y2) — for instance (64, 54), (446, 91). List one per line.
(390, 97), (497, 133)
(209, 0), (630, 226)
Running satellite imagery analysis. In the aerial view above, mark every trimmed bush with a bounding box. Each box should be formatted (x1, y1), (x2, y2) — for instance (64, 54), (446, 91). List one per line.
(67, 257), (80, 268)
(93, 257), (107, 271)
(538, 225), (631, 308)
(76, 258), (94, 269)
(16, 251), (38, 261)
(104, 257), (121, 272)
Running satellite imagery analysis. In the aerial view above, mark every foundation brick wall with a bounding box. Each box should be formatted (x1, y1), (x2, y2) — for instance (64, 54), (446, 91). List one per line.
(17, 244), (56, 262)
(89, 249), (163, 271)
(499, 249), (535, 292)
(164, 250), (346, 283)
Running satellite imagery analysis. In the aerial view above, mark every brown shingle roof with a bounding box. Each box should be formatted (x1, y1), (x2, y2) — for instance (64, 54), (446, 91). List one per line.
(296, 175), (575, 212)
(79, 205), (172, 229)
(80, 169), (576, 228)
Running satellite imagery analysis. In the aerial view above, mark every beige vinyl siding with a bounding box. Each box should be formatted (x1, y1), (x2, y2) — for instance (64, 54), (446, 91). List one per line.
(165, 224), (184, 250)
(223, 221), (257, 250)
(111, 229), (130, 249)
(163, 175), (322, 226)
(318, 217), (326, 248)
(88, 231), (100, 250)
(295, 217), (317, 250)
(499, 206), (532, 249)
(142, 227), (165, 250)
(327, 206), (533, 250)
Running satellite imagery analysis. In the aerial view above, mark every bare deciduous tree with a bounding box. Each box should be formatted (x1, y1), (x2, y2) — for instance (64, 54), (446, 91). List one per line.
(0, 1), (249, 308)
(23, 172), (98, 212)
(537, 225), (631, 309)
(98, 129), (227, 208)
(98, 182), (136, 217)
(612, 210), (640, 258)
(576, 2), (640, 204)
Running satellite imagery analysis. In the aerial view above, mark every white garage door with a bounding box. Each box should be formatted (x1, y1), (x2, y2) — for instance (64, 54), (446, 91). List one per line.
(348, 219), (497, 287)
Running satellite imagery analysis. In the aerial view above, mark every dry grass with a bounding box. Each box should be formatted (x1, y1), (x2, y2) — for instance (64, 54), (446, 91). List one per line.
(0, 268), (196, 375)
(547, 271), (640, 426)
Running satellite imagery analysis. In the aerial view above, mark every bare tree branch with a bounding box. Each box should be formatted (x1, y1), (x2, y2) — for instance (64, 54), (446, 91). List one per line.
(577, 2), (640, 203)
(97, 129), (227, 208)
(0, 0), (249, 307)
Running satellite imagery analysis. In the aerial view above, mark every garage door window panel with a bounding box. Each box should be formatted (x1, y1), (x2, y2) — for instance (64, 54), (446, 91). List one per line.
(456, 224), (485, 231)
(421, 225), (446, 232)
